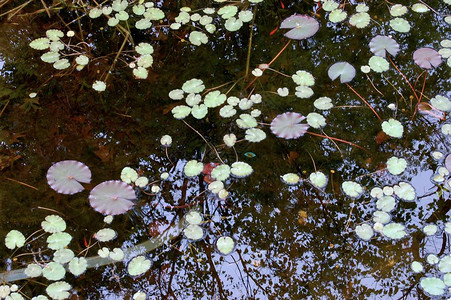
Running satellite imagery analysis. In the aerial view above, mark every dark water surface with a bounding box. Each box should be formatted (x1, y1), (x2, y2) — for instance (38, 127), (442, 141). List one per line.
(1, 0), (451, 299)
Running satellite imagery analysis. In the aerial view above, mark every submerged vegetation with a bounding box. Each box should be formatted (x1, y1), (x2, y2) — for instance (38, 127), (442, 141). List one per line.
(0, 0), (451, 298)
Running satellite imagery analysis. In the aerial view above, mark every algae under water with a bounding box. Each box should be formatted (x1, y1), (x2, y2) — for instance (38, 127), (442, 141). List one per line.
(0, 0), (450, 299)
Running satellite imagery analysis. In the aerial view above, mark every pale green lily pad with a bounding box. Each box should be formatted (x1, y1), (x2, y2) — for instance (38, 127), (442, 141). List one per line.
(46, 29), (64, 40)
(382, 118), (404, 138)
(112, 0), (127, 12)
(182, 78), (205, 93)
(30, 37), (51, 50)
(393, 182), (416, 201)
(441, 39), (451, 48)
(46, 281), (71, 300)
(107, 17), (120, 27)
(172, 105), (192, 119)
(109, 248), (124, 261)
(5, 230), (26, 250)
(75, 55), (89, 66)
(43, 262), (66, 280)
(25, 264), (43, 278)
(185, 210), (203, 225)
(329, 9), (347, 23)
(92, 80), (106, 92)
(236, 114), (257, 129)
(386, 156), (407, 175)
(205, 24), (216, 33)
(41, 52), (60, 63)
(50, 41), (64, 52)
(356, 3), (369, 13)
(251, 109), (261, 118)
(47, 232), (72, 250)
(144, 7), (164, 20)
(186, 93), (201, 106)
(102, 6), (113, 15)
(328, 62), (356, 83)
(132, 4), (145, 15)
(306, 112), (326, 129)
(370, 187), (383, 199)
(238, 10), (253, 22)
(168, 89), (184, 100)
(121, 167), (138, 184)
(314, 97), (333, 110)
(277, 87), (289, 97)
(390, 18), (411, 33)
(376, 196), (396, 212)
(200, 15), (213, 25)
(204, 91), (227, 108)
(133, 67), (148, 79)
(189, 31), (208, 46)
(227, 96), (240, 106)
(281, 173), (300, 185)
(369, 56), (390, 72)
(349, 12), (370, 28)
(116, 10), (129, 21)
(239, 98), (253, 110)
(94, 228), (117, 242)
(445, 273), (451, 286)
(292, 70), (315, 86)
(135, 176), (148, 188)
(309, 171), (327, 189)
(183, 224), (204, 240)
(295, 86), (314, 98)
(439, 255), (451, 272)
(135, 43), (154, 55)
(175, 11), (190, 24)
(373, 211), (391, 224)
(211, 164), (231, 181)
(323, 0), (339, 11)
(98, 247), (109, 258)
(53, 249), (74, 264)
(382, 222), (406, 239)
(53, 59), (70, 70)
(184, 160), (204, 177)
(411, 261), (423, 273)
(216, 236), (235, 255)
(230, 162), (253, 178)
(431, 95), (451, 111)
(219, 105), (237, 118)
(135, 19), (151, 30)
(68, 257), (87, 276)
(128, 256), (151, 276)
(342, 181), (363, 198)
(191, 104), (208, 119)
(423, 224), (438, 235)
(439, 48), (451, 59)
(208, 181), (224, 193)
(390, 4), (408, 16)
(245, 128), (266, 142)
(137, 55), (153, 68)
(223, 134), (236, 147)
(225, 17), (243, 31)
(412, 3), (429, 13)
(218, 5), (238, 19)
(355, 224), (373, 241)
(420, 277), (446, 296)
(42, 215), (66, 233)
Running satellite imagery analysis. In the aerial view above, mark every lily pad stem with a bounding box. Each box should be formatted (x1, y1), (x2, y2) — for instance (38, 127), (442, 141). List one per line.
(346, 83), (382, 122)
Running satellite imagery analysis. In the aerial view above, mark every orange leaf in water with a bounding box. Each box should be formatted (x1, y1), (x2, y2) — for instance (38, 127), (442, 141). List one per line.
(375, 131), (389, 145)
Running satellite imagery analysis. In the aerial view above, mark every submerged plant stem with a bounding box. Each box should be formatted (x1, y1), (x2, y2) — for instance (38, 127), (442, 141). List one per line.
(306, 131), (368, 152)
(5, 177), (39, 190)
(346, 83), (382, 122)
(387, 56), (419, 102)
(245, 6), (257, 78)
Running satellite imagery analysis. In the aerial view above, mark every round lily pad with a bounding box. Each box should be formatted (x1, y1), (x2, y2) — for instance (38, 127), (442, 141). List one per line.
(355, 224), (373, 241)
(281, 173), (300, 185)
(341, 181), (363, 198)
(184, 160), (204, 177)
(128, 256), (151, 276)
(216, 236), (235, 255)
(46, 281), (71, 300)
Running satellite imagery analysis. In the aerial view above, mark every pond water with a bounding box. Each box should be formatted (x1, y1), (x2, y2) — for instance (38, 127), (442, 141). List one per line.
(0, 0), (451, 299)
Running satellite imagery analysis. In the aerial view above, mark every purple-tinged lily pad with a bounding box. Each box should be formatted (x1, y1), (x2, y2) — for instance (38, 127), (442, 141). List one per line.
(328, 62), (356, 83)
(413, 47), (442, 69)
(369, 35), (400, 58)
(445, 154), (451, 173)
(270, 112), (310, 139)
(47, 160), (91, 195)
(280, 15), (319, 40)
(89, 180), (136, 215)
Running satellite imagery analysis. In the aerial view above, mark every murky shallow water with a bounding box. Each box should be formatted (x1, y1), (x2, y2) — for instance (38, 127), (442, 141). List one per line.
(1, 0), (451, 299)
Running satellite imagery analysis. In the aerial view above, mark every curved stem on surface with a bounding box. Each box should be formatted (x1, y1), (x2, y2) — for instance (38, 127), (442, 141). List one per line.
(346, 83), (382, 122)
(306, 131), (368, 152)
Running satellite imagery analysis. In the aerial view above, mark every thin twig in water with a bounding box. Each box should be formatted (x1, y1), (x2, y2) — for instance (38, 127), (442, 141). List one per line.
(5, 177), (39, 190)
(346, 83), (382, 122)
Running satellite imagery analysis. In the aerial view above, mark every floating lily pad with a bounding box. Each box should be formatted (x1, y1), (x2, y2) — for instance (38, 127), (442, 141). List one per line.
(431, 95), (451, 111)
(218, 5), (238, 19)
(5, 230), (25, 250)
(306, 112), (326, 129)
(30, 37), (50, 50)
(236, 114), (257, 129)
(47, 232), (72, 250)
(191, 104), (208, 119)
(376, 196), (396, 212)
(413, 47), (442, 69)
(393, 182), (416, 201)
(184, 160), (204, 177)
(42, 262), (66, 280)
(182, 78), (205, 94)
(369, 56), (390, 72)
(109, 248), (124, 261)
(245, 128), (266, 142)
(223, 133), (237, 147)
(25, 264), (43, 278)
(216, 236), (235, 255)
(411, 261), (423, 273)
(322, 0), (339, 11)
(292, 70), (315, 86)
(94, 228), (117, 242)
(423, 224), (438, 236)
(230, 162), (253, 178)
(41, 215), (66, 233)
(355, 224), (373, 241)
(382, 118), (403, 138)
(47, 160), (91, 195)
(386, 157), (407, 175)
(183, 224), (204, 240)
(53, 249), (74, 264)
(281, 173), (300, 185)
(204, 91), (227, 108)
(314, 97), (333, 110)
(309, 171), (328, 189)
(373, 211), (391, 224)
(349, 12), (370, 28)
(68, 257), (87, 276)
(341, 181), (363, 198)
(128, 256), (151, 276)
(172, 105), (192, 119)
(420, 277), (446, 296)
(208, 181), (224, 193)
(390, 18), (411, 32)
(41, 51), (60, 63)
(328, 62), (356, 83)
(412, 3), (429, 13)
(280, 15), (319, 40)
(46, 281), (71, 300)
(329, 9), (347, 23)
(89, 181), (136, 215)
(382, 222), (406, 239)
(211, 164), (231, 181)
(390, 4), (408, 16)
(92, 80), (106, 92)
(185, 93), (201, 106)
(225, 17), (243, 31)
(270, 112), (309, 139)
(185, 211), (203, 225)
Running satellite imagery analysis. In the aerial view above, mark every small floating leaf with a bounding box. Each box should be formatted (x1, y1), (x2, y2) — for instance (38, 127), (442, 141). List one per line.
(204, 91), (227, 108)
(341, 181), (363, 198)
(68, 257), (87, 276)
(245, 128), (266, 142)
(184, 160), (204, 177)
(314, 97), (333, 110)
(328, 62), (356, 83)
(369, 56), (390, 72)
(47, 232), (72, 250)
(46, 281), (71, 300)
(236, 114), (257, 129)
(393, 182), (416, 201)
(94, 228), (117, 242)
(431, 95), (451, 111)
(47, 160), (91, 195)
(41, 215), (66, 233)
(5, 230), (25, 250)
(182, 78), (205, 94)
(381, 118), (404, 138)
(30, 37), (51, 50)
(185, 211), (203, 225)
(355, 224), (373, 241)
(306, 112), (326, 129)
(349, 12), (370, 28)
(280, 15), (319, 40)
(369, 35), (400, 58)
(281, 173), (300, 185)
(25, 264), (43, 278)
(386, 157), (407, 175)
(309, 171), (328, 189)
(128, 256), (151, 276)
(292, 70), (315, 86)
(411, 261), (423, 273)
(230, 162), (253, 178)
(211, 164), (231, 181)
(420, 278), (446, 296)
(376, 196), (396, 212)
(390, 18), (411, 32)
(42, 262), (66, 280)
(183, 224), (204, 240)
(382, 222), (406, 239)
(270, 112), (309, 139)
(216, 236), (235, 255)
(172, 105), (192, 119)
(89, 180), (136, 215)
(413, 48), (442, 69)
